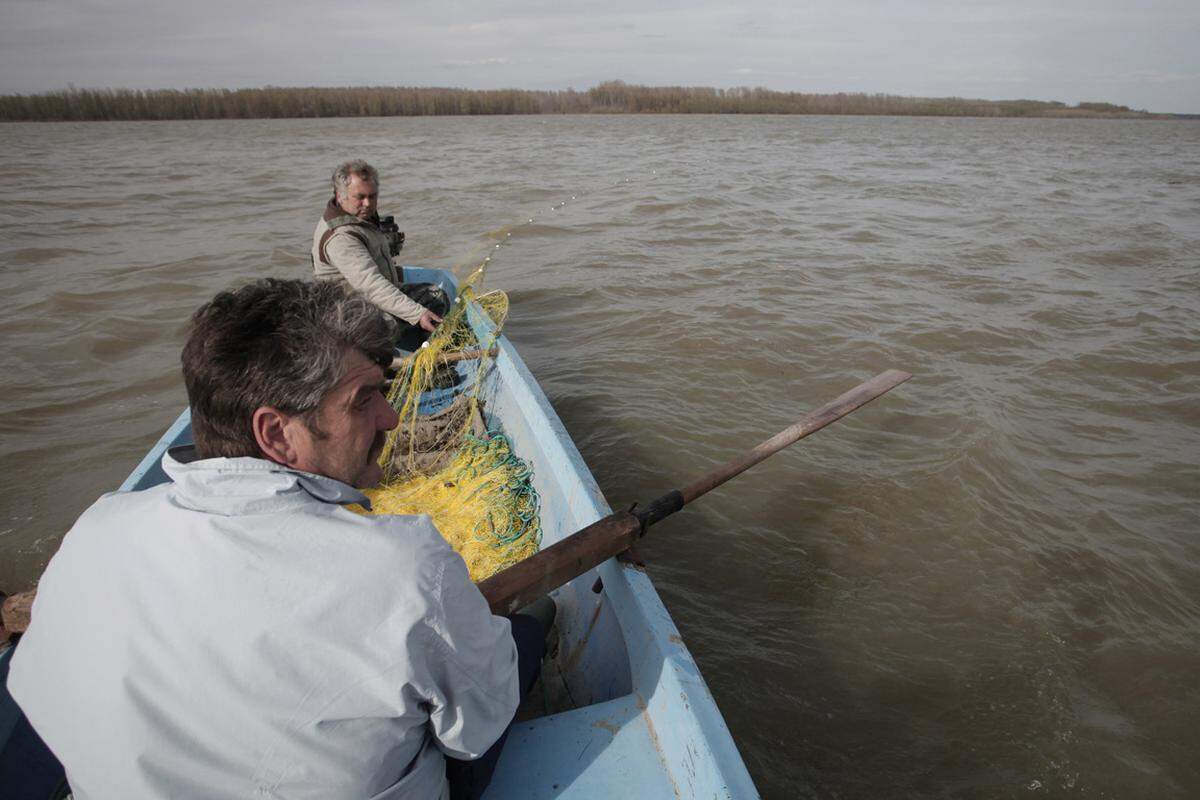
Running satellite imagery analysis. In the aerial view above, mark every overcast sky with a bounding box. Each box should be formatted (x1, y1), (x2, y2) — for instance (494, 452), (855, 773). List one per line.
(1, 0), (1197, 113)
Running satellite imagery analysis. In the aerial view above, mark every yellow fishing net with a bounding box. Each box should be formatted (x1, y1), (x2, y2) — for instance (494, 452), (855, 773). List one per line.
(355, 264), (540, 581)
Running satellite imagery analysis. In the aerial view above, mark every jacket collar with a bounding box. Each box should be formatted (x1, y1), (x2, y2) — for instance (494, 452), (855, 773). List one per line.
(323, 195), (380, 229)
(162, 445), (372, 515)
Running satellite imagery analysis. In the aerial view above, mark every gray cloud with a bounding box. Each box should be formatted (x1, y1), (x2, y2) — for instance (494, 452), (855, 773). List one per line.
(0, 0), (1196, 111)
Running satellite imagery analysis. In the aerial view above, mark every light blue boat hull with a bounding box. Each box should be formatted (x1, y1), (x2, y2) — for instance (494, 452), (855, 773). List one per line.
(3, 268), (758, 799)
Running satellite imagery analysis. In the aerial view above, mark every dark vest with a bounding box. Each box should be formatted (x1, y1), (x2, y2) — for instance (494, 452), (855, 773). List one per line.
(313, 197), (399, 284)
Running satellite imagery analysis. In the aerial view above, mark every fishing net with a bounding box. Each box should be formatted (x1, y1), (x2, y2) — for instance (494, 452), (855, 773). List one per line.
(354, 264), (541, 581)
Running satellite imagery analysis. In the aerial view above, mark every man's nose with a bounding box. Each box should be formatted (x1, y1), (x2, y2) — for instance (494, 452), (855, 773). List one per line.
(377, 394), (399, 430)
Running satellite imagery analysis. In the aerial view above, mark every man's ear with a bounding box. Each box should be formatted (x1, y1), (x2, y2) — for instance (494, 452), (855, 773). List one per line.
(252, 406), (297, 466)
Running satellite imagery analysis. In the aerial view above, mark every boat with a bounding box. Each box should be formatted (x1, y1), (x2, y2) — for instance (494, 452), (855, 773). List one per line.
(0, 267), (759, 798)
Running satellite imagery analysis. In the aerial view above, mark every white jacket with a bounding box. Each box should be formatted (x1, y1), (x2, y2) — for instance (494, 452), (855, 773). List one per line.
(8, 448), (519, 799)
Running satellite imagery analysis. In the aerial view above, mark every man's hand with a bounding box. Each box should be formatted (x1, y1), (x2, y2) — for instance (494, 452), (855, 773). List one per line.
(418, 309), (443, 332)
(1, 589), (35, 642)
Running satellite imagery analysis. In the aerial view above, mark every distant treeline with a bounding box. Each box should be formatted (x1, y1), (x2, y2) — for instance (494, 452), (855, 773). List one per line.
(0, 81), (1161, 122)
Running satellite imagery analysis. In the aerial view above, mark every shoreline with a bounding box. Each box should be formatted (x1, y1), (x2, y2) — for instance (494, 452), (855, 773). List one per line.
(0, 81), (1177, 122)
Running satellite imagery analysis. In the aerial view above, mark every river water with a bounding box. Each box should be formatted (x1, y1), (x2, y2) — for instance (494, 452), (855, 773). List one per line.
(1, 115), (1198, 798)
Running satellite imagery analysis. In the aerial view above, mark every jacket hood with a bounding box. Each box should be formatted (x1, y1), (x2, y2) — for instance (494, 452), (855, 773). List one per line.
(162, 445), (371, 515)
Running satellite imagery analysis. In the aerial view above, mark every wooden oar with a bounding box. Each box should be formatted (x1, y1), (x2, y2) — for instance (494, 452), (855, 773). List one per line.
(1, 369), (910, 641)
(390, 347), (498, 370)
(479, 369), (912, 615)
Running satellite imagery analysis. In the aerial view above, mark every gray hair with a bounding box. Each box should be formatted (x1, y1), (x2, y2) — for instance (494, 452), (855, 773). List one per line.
(332, 160), (380, 197)
(182, 279), (395, 459)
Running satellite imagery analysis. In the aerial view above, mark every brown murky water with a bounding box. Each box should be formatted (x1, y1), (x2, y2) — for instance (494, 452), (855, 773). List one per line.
(1, 115), (1198, 798)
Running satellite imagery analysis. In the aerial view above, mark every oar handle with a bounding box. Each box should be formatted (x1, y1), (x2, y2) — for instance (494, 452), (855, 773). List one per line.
(480, 369), (912, 615)
(480, 512), (642, 616)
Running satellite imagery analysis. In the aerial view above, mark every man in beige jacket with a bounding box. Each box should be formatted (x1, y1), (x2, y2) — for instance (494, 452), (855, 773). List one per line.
(313, 160), (447, 343)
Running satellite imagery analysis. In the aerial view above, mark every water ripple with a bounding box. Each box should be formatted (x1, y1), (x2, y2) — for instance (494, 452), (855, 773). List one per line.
(1, 115), (1199, 799)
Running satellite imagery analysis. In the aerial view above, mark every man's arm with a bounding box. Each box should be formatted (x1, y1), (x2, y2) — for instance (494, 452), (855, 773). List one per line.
(323, 232), (430, 325)
(422, 551), (521, 760)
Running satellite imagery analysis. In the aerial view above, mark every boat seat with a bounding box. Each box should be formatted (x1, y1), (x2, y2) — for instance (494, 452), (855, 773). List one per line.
(486, 694), (680, 799)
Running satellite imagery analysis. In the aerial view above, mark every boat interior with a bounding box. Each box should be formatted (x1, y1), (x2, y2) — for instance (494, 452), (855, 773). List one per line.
(0, 267), (755, 799)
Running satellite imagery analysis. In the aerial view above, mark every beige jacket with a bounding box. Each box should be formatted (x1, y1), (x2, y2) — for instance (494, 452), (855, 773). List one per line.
(312, 197), (427, 324)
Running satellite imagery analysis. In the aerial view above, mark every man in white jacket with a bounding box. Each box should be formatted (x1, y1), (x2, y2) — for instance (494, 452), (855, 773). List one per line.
(312, 160), (448, 346)
(8, 279), (543, 799)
